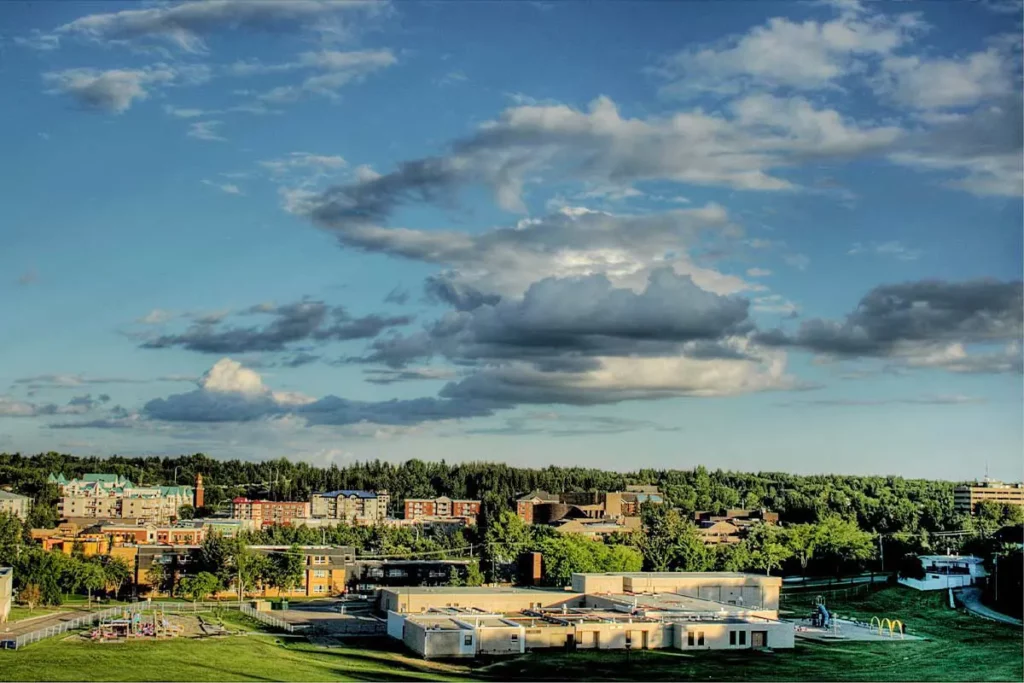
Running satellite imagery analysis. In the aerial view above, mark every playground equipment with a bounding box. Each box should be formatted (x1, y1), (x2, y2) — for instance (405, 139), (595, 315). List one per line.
(870, 616), (905, 639)
(808, 596), (843, 638)
(88, 606), (183, 642)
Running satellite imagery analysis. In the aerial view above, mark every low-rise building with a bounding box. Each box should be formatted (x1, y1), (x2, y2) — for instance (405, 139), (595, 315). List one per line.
(384, 572), (792, 659)
(516, 487), (660, 536)
(230, 498), (311, 527)
(954, 481), (1024, 514)
(310, 489), (389, 524)
(898, 555), (988, 591)
(694, 509), (779, 545)
(0, 490), (31, 520)
(404, 497), (480, 524)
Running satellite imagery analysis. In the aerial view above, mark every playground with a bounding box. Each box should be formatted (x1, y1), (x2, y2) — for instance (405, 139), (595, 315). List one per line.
(80, 606), (234, 643)
(789, 594), (923, 643)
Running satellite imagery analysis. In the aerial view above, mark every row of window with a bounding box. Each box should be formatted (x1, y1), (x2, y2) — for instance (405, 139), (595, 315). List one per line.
(729, 630), (747, 646)
(686, 631), (706, 647)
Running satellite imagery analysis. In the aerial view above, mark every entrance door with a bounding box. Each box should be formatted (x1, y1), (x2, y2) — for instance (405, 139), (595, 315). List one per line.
(642, 631), (649, 650)
(565, 633), (576, 651)
(751, 631), (767, 648)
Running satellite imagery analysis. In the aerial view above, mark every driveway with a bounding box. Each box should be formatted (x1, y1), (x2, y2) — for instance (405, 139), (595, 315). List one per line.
(955, 587), (1023, 627)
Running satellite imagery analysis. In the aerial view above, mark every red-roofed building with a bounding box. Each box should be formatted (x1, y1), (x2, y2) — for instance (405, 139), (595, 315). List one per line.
(230, 498), (311, 527)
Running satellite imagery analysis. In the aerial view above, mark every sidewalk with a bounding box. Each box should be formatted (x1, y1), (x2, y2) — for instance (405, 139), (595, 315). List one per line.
(955, 587), (1023, 627)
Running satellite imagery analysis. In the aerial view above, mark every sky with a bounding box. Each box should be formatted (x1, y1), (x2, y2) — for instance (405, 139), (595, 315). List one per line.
(0, 0), (1021, 480)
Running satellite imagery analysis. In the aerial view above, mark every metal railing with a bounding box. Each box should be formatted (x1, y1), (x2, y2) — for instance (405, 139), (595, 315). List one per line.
(239, 605), (307, 633)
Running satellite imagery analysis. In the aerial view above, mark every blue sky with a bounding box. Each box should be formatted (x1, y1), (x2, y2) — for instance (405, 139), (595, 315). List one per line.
(1, 0), (1021, 479)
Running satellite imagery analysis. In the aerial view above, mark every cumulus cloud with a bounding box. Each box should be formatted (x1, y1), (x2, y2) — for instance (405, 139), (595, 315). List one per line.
(758, 279), (1023, 372)
(140, 358), (496, 425)
(0, 394), (108, 418)
(55, 0), (386, 53)
(362, 366), (458, 384)
(653, 2), (921, 95)
(13, 373), (193, 391)
(874, 46), (1018, 111)
(140, 298), (411, 353)
(201, 179), (243, 194)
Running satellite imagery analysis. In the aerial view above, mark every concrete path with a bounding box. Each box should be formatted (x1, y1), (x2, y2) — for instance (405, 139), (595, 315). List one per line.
(956, 587), (1023, 627)
(0, 608), (92, 639)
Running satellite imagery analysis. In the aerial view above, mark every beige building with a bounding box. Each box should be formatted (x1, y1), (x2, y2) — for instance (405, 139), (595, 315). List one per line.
(384, 572), (792, 659)
(0, 491), (31, 520)
(954, 481), (1024, 514)
(0, 567), (11, 623)
(310, 490), (389, 524)
(51, 474), (193, 524)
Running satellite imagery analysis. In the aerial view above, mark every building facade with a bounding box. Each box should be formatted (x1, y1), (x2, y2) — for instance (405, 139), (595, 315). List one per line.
(0, 567), (11, 624)
(230, 498), (311, 526)
(310, 490), (389, 524)
(404, 497), (481, 523)
(954, 481), (1024, 514)
(0, 491), (31, 520)
(49, 473), (193, 524)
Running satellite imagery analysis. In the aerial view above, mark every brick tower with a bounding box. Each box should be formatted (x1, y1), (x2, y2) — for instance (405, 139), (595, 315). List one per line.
(194, 473), (204, 509)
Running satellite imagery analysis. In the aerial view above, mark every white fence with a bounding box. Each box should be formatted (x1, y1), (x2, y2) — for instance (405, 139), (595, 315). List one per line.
(239, 605), (307, 633)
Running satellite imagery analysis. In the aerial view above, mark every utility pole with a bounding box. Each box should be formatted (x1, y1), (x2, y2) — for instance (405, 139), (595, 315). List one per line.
(878, 534), (885, 573)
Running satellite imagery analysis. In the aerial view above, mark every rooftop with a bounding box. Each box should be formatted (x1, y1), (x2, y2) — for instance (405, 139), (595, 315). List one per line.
(0, 490), (30, 501)
(315, 489), (378, 499)
(384, 586), (576, 595)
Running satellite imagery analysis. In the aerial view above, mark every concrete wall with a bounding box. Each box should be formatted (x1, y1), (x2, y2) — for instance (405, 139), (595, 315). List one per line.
(572, 574), (625, 593)
(899, 575), (975, 591)
(523, 624), (572, 649)
(672, 621), (794, 650)
(622, 576), (780, 611)
(576, 622), (672, 650)
(473, 624), (525, 655)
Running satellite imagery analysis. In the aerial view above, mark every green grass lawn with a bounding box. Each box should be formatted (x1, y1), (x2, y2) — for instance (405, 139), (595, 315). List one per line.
(0, 587), (1018, 682)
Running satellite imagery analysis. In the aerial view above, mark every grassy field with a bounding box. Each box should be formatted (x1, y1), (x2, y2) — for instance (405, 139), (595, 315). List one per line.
(0, 587), (1018, 682)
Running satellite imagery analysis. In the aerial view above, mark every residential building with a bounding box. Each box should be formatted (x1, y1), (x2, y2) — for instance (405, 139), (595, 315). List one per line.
(230, 497), (311, 527)
(310, 489), (389, 524)
(898, 555), (988, 591)
(954, 481), (1024, 514)
(49, 473), (193, 524)
(383, 572), (791, 659)
(350, 559), (473, 591)
(0, 567), (11, 624)
(404, 497), (480, 523)
(130, 544), (355, 598)
(0, 490), (31, 520)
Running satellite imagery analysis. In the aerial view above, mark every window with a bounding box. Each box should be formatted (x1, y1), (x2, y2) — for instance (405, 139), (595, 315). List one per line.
(511, 633), (519, 642)
(729, 631), (737, 646)
(313, 555), (327, 565)
(313, 584), (327, 593)
(464, 635), (473, 646)
(687, 632), (695, 647)
(313, 570), (328, 578)
(698, 632), (705, 646)
(739, 631), (746, 646)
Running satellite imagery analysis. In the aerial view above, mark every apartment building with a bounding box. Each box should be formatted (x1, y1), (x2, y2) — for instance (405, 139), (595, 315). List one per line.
(49, 473), (194, 524)
(0, 567), (11, 624)
(129, 544), (355, 598)
(230, 497), (311, 527)
(0, 490), (31, 520)
(310, 489), (389, 524)
(404, 496), (480, 523)
(954, 481), (1024, 514)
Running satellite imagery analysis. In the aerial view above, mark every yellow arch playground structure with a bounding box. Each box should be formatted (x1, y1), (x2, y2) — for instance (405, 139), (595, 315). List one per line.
(870, 616), (905, 639)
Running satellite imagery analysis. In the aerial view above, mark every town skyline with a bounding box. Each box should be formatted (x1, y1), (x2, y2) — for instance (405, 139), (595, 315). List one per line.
(2, 0), (1022, 480)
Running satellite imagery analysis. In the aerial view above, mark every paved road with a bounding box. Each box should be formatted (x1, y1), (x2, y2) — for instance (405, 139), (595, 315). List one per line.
(0, 608), (92, 639)
(956, 587), (1023, 627)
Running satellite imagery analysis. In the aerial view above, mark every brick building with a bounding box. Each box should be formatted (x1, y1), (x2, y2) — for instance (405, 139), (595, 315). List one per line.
(404, 496), (480, 523)
(310, 489), (389, 524)
(230, 498), (311, 527)
(954, 481), (1024, 514)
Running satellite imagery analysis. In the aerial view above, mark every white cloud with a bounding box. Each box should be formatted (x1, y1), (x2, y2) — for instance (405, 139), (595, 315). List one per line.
(848, 241), (921, 261)
(655, 4), (921, 95)
(260, 152), (347, 175)
(746, 268), (772, 277)
(137, 309), (176, 325)
(875, 47), (1017, 110)
(187, 120), (226, 142)
(201, 179), (243, 195)
(55, 0), (386, 53)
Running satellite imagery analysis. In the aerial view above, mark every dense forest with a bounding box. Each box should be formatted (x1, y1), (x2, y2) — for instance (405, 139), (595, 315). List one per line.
(0, 451), (970, 536)
(0, 452), (1021, 602)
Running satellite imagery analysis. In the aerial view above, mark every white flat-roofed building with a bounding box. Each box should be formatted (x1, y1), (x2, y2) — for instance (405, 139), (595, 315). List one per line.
(899, 555), (988, 591)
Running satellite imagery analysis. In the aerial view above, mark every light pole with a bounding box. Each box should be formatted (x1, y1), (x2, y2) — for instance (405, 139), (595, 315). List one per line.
(173, 466), (181, 486)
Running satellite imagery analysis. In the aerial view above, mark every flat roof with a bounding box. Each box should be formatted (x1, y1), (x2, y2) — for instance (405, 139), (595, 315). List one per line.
(578, 571), (774, 580)
(383, 586), (576, 595)
(600, 592), (747, 614)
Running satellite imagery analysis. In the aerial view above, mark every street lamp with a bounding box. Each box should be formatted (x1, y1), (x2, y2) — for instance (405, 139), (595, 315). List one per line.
(173, 466), (181, 485)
